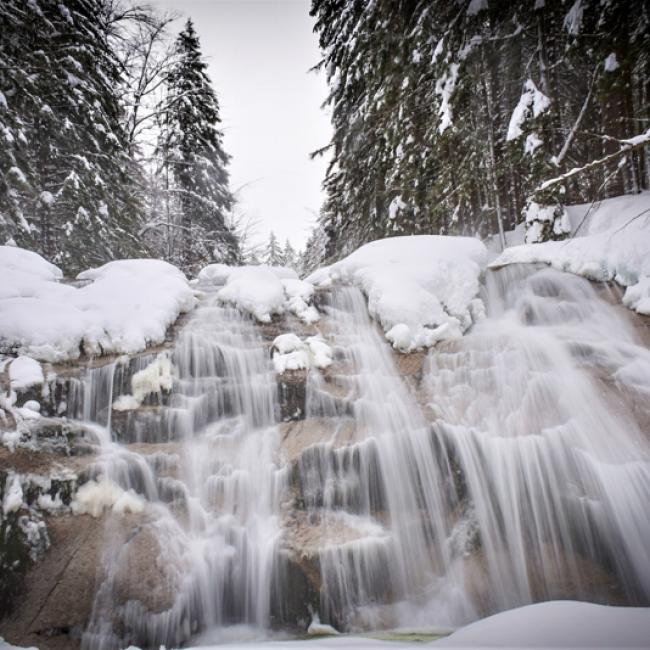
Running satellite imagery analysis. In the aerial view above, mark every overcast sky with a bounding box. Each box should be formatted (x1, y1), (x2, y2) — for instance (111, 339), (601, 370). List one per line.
(148, 0), (331, 252)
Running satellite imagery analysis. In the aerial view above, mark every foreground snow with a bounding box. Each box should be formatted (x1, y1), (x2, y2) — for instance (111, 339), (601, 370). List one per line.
(1, 601), (648, 649)
(433, 600), (650, 647)
(0, 246), (196, 362)
(492, 192), (650, 315)
(307, 235), (488, 352)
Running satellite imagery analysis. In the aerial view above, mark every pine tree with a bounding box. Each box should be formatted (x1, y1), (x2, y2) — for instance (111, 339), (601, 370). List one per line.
(311, 0), (650, 258)
(299, 224), (328, 277)
(281, 239), (297, 270)
(0, 0), (147, 273)
(160, 19), (239, 274)
(264, 231), (283, 266)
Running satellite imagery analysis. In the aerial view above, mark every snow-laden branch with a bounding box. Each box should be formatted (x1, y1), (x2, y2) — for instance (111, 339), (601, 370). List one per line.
(534, 128), (650, 194)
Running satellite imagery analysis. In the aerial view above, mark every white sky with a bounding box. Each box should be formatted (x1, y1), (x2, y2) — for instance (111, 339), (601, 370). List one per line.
(149, 0), (331, 251)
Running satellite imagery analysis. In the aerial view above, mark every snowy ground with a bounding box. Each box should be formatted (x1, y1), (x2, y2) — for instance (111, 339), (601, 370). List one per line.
(100, 601), (650, 650)
(0, 246), (196, 362)
(492, 192), (650, 315)
(307, 235), (488, 352)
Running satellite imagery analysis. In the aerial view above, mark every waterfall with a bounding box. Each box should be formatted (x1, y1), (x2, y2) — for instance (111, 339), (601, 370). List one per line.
(424, 265), (650, 611)
(66, 267), (650, 647)
(77, 289), (286, 649)
(295, 286), (476, 631)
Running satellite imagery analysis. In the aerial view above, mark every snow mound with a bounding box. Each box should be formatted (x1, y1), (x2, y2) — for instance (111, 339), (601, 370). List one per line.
(0, 247), (196, 362)
(198, 263), (318, 324)
(7, 356), (43, 389)
(307, 236), (488, 352)
(433, 600), (650, 647)
(71, 476), (145, 517)
(217, 266), (287, 323)
(492, 192), (650, 315)
(272, 333), (333, 373)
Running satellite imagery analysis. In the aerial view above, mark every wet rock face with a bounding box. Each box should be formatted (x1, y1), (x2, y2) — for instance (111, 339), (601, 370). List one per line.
(0, 514), (107, 650)
(277, 369), (308, 421)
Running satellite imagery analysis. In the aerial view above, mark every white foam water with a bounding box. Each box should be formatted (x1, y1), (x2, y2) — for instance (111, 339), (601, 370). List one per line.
(78, 290), (286, 649)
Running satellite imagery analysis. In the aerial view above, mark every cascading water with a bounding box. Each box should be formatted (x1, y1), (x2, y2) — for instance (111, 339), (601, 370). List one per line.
(423, 265), (650, 611)
(295, 286), (476, 631)
(65, 266), (650, 647)
(74, 288), (286, 649)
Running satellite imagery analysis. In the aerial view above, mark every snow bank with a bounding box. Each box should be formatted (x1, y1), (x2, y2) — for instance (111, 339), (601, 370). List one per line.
(272, 334), (333, 373)
(307, 236), (487, 352)
(492, 192), (650, 315)
(71, 476), (145, 517)
(198, 263), (319, 324)
(433, 600), (650, 647)
(0, 247), (196, 362)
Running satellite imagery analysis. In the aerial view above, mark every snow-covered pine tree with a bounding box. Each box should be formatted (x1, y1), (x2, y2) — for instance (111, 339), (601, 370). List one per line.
(0, 0), (146, 273)
(264, 231), (283, 266)
(160, 19), (239, 274)
(299, 225), (328, 277)
(311, 0), (649, 258)
(281, 239), (297, 270)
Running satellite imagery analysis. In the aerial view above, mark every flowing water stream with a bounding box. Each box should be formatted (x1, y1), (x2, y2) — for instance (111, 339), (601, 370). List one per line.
(66, 268), (650, 648)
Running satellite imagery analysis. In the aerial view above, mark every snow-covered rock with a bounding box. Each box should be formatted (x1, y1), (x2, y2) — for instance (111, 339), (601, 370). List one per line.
(217, 266), (287, 323)
(307, 235), (488, 352)
(0, 247), (197, 362)
(283, 278), (320, 323)
(198, 263), (318, 324)
(7, 356), (43, 389)
(433, 600), (650, 647)
(492, 192), (650, 315)
(272, 333), (333, 373)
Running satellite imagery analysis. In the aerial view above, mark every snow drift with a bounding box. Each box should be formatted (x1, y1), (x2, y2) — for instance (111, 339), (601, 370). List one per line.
(0, 246), (196, 362)
(307, 235), (488, 352)
(433, 600), (650, 648)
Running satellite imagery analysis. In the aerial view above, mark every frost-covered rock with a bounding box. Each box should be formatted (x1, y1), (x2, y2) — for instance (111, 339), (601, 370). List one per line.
(113, 353), (174, 412)
(0, 247), (197, 362)
(71, 476), (145, 517)
(492, 192), (650, 316)
(307, 235), (488, 352)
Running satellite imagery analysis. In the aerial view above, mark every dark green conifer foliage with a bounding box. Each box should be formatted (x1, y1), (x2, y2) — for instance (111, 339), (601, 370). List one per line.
(161, 20), (239, 274)
(311, 0), (650, 258)
(0, 0), (146, 273)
